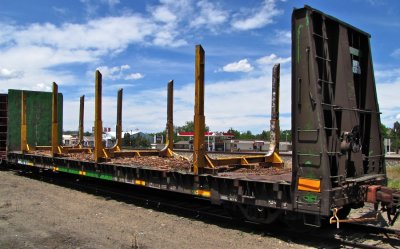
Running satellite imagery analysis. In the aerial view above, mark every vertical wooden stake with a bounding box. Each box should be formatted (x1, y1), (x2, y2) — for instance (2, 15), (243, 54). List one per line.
(51, 82), (59, 157)
(166, 80), (174, 153)
(193, 45), (206, 174)
(266, 64), (281, 157)
(21, 91), (28, 153)
(159, 80), (174, 157)
(79, 95), (85, 145)
(94, 70), (104, 162)
(116, 88), (123, 150)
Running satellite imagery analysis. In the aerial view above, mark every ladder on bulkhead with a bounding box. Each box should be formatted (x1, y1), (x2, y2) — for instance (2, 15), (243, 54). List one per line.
(311, 14), (341, 185)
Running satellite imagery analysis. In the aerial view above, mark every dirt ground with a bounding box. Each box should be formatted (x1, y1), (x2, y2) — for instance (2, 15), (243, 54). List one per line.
(0, 170), (314, 249)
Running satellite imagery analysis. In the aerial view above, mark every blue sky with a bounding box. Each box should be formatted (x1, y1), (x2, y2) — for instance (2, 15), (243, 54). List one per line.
(1, 0), (399, 134)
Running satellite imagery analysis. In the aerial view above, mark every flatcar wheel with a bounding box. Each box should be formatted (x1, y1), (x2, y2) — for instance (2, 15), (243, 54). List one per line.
(237, 204), (282, 224)
(336, 205), (351, 220)
(222, 203), (245, 220)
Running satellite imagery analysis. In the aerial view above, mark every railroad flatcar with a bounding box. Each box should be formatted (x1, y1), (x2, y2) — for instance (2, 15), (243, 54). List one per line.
(2, 5), (399, 227)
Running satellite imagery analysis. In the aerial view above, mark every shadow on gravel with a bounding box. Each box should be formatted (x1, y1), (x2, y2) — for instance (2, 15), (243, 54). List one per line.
(8, 168), (398, 249)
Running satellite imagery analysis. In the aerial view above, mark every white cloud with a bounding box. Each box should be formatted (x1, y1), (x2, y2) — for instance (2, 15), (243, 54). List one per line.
(180, 72), (293, 132)
(1, 7), (192, 57)
(0, 23), (16, 46)
(375, 74), (400, 128)
(231, 0), (282, 30)
(12, 16), (155, 51)
(102, 0), (120, 7)
(272, 30), (291, 44)
(0, 9), (191, 93)
(96, 65), (127, 80)
(0, 67), (23, 79)
(52, 7), (68, 15)
(120, 65), (130, 70)
(376, 81), (400, 110)
(256, 54), (291, 66)
(0, 15), (158, 79)
(158, 0), (192, 11)
(63, 89), (171, 133)
(190, 0), (228, 30)
(150, 0), (228, 35)
(151, 6), (177, 23)
(2, 45), (98, 69)
(96, 65), (144, 81)
(79, 0), (120, 18)
(80, 0), (99, 17)
(366, 0), (384, 6)
(375, 67), (400, 83)
(0, 67), (76, 94)
(152, 30), (188, 47)
(391, 48), (400, 58)
(36, 83), (52, 92)
(125, 73), (144, 80)
(221, 59), (254, 73)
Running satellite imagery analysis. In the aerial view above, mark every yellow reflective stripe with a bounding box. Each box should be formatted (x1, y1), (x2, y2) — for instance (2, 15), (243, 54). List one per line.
(298, 177), (321, 192)
(194, 190), (211, 198)
(134, 180), (145, 186)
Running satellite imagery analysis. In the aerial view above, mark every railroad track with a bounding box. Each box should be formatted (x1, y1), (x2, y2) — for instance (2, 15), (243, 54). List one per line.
(336, 223), (400, 248)
(5, 166), (400, 248)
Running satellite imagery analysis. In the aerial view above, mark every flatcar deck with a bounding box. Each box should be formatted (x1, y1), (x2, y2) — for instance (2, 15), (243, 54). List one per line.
(24, 150), (292, 182)
(8, 151), (294, 217)
(218, 169), (292, 183)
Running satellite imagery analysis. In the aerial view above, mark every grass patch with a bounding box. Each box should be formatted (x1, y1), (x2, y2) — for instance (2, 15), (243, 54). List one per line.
(387, 166), (400, 190)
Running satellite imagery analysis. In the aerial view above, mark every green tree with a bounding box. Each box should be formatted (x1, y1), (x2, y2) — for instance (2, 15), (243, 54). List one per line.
(227, 128), (291, 142)
(132, 134), (150, 148)
(227, 127), (240, 139)
(174, 121), (209, 141)
(176, 121), (194, 132)
(240, 130), (255, 140)
(83, 131), (93, 136)
(256, 130), (270, 140)
(122, 133), (131, 147)
(380, 123), (390, 138)
(63, 130), (77, 135)
(280, 130), (292, 142)
(175, 121), (209, 133)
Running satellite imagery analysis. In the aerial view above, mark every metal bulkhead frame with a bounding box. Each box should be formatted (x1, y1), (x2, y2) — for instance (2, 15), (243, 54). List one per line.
(291, 6), (390, 225)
